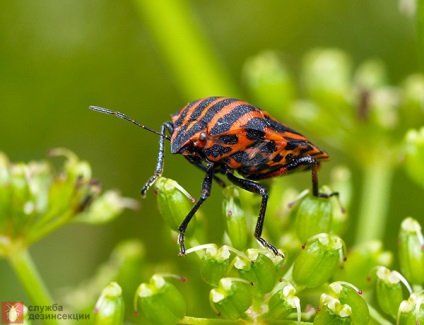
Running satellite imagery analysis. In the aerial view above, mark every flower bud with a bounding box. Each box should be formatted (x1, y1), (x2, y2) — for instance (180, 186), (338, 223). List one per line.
(401, 74), (424, 128)
(314, 295), (353, 325)
(315, 281), (369, 325)
(398, 217), (424, 285)
(326, 282), (369, 325)
(293, 234), (344, 288)
(222, 186), (248, 250)
(375, 267), (409, 319)
(291, 187), (338, 242)
(354, 59), (388, 90)
(398, 291), (424, 325)
(267, 283), (300, 320)
(233, 249), (279, 294)
(302, 48), (352, 105)
(135, 274), (186, 325)
(367, 87), (400, 130)
(50, 148), (92, 181)
(403, 128), (424, 189)
(243, 51), (296, 112)
(75, 191), (139, 224)
(197, 244), (232, 287)
(93, 282), (125, 325)
(48, 149), (98, 215)
(209, 277), (252, 320)
(155, 177), (196, 236)
(8, 163), (32, 227)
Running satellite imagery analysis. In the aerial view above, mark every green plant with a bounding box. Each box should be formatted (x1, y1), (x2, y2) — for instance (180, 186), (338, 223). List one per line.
(2, 1), (424, 323)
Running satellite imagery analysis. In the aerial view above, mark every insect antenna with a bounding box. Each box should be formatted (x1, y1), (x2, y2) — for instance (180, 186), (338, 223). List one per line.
(89, 106), (171, 140)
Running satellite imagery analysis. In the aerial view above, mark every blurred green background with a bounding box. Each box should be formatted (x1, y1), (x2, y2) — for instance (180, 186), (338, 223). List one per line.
(0, 0), (421, 311)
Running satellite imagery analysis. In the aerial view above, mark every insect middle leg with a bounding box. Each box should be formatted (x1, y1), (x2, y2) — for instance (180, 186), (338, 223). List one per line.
(141, 122), (174, 197)
(225, 168), (282, 256)
(178, 162), (214, 255)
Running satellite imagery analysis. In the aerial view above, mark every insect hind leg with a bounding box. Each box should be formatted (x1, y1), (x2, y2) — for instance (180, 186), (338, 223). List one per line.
(141, 122), (174, 197)
(272, 155), (339, 198)
(225, 168), (282, 257)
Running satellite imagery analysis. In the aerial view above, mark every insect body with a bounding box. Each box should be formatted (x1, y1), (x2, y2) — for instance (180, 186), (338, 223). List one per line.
(90, 97), (336, 256)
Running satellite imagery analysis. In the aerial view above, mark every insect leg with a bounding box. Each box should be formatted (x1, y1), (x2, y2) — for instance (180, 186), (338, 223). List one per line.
(141, 122), (174, 197)
(278, 155), (339, 198)
(184, 156), (226, 188)
(178, 162), (214, 255)
(311, 163), (338, 198)
(225, 168), (282, 256)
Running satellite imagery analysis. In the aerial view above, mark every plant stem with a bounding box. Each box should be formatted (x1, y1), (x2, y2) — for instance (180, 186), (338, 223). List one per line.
(354, 161), (393, 244)
(28, 210), (74, 246)
(8, 248), (60, 325)
(133, 0), (240, 100)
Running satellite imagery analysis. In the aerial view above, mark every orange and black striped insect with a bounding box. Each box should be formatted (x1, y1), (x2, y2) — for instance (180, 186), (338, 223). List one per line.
(90, 96), (336, 256)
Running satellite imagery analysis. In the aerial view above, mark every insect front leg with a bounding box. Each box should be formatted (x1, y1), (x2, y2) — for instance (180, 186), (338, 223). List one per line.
(178, 162), (214, 256)
(225, 168), (282, 257)
(141, 122), (174, 197)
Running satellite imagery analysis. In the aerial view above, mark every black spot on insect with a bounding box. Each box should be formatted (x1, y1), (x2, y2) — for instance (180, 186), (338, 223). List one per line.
(246, 129), (265, 141)
(285, 154), (294, 163)
(219, 135), (238, 145)
(264, 141), (277, 153)
(204, 144), (233, 158)
(273, 154), (283, 163)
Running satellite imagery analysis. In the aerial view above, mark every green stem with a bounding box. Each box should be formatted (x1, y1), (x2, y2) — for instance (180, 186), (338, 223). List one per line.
(133, 0), (240, 99)
(8, 248), (59, 325)
(354, 161), (393, 244)
(28, 210), (74, 246)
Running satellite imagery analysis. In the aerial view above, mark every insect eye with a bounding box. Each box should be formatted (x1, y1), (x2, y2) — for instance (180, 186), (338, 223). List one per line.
(199, 132), (207, 142)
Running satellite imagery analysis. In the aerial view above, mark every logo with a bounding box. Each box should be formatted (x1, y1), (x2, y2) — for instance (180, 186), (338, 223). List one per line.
(1, 302), (24, 324)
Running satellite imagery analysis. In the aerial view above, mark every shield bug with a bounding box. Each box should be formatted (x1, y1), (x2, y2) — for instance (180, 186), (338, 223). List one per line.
(90, 97), (337, 256)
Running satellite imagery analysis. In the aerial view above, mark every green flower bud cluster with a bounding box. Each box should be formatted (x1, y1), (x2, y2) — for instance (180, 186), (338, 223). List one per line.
(144, 171), (424, 324)
(314, 282), (369, 325)
(0, 149), (136, 255)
